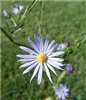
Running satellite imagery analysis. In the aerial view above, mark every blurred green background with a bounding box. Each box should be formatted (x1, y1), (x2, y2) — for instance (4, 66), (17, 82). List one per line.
(1, 0), (86, 100)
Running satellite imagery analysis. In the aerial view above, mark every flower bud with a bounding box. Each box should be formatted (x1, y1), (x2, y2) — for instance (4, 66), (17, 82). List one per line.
(64, 42), (70, 48)
(66, 64), (74, 73)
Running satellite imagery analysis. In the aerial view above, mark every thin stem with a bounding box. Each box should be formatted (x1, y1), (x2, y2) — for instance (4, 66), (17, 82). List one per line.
(1, 27), (28, 47)
(19, 0), (37, 23)
(57, 71), (66, 84)
(81, 36), (86, 44)
(53, 71), (66, 90)
(40, 0), (43, 33)
(10, 17), (17, 27)
(4, 20), (10, 33)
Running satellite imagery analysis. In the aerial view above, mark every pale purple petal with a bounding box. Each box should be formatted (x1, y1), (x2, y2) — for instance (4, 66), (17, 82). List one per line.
(16, 54), (36, 59)
(30, 63), (40, 82)
(64, 85), (69, 92)
(62, 95), (65, 100)
(47, 44), (57, 56)
(37, 63), (42, 85)
(47, 63), (57, 76)
(18, 5), (23, 11)
(49, 51), (64, 57)
(64, 92), (69, 97)
(28, 39), (40, 53)
(48, 58), (64, 62)
(12, 8), (19, 14)
(48, 60), (64, 70)
(19, 60), (37, 68)
(46, 40), (55, 53)
(39, 34), (43, 52)
(49, 60), (64, 67)
(18, 59), (34, 62)
(59, 84), (64, 88)
(44, 35), (49, 53)
(20, 46), (37, 55)
(57, 93), (62, 99)
(34, 34), (40, 51)
(23, 62), (38, 74)
(44, 63), (53, 83)
(48, 60), (64, 67)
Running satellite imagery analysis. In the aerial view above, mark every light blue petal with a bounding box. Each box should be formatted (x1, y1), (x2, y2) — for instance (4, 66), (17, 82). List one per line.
(64, 92), (69, 97)
(30, 63), (40, 82)
(46, 40), (55, 53)
(28, 39), (40, 53)
(49, 51), (64, 57)
(39, 34), (43, 52)
(48, 58), (64, 62)
(12, 8), (19, 14)
(34, 34), (40, 51)
(47, 63), (57, 76)
(59, 84), (64, 88)
(19, 60), (37, 68)
(37, 63), (42, 85)
(57, 93), (62, 99)
(16, 54), (36, 59)
(23, 62), (38, 74)
(18, 5), (23, 11)
(48, 60), (64, 70)
(49, 60), (64, 67)
(18, 58), (35, 62)
(20, 46), (37, 55)
(47, 44), (57, 56)
(64, 85), (69, 92)
(44, 35), (49, 53)
(44, 63), (53, 83)
(62, 94), (65, 100)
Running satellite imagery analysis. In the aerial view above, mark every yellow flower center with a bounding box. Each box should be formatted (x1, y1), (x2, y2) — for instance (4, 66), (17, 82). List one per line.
(61, 90), (64, 93)
(37, 53), (47, 63)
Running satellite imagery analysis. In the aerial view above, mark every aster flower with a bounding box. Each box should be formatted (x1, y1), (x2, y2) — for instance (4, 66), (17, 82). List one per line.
(57, 43), (65, 51)
(57, 42), (70, 51)
(3, 10), (8, 17)
(17, 34), (64, 85)
(18, 5), (24, 11)
(66, 64), (74, 73)
(12, 5), (23, 15)
(12, 8), (19, 14)
(55, 84), (69, 100)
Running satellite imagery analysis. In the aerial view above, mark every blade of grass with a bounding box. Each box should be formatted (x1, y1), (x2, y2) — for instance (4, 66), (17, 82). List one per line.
(19, 0), (37, 23)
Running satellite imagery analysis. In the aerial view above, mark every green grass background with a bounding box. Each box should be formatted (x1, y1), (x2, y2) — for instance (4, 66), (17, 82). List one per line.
(1, 0), (86, 100)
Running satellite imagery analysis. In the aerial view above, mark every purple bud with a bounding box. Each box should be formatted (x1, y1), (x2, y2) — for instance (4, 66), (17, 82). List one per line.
(66, 64), (74, 73)
(64, 42), (70, 48)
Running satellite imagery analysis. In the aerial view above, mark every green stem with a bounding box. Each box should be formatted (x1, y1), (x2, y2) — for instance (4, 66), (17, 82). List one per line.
(81, 36), (86, 44)
(4, 20), (10, 33)
(1, 27), (27, 47)
(53, 71), (66, 90)
(57, 71), (66, 84)
(10, 17), (17, 27)
(35, 17), (41, 33)
(40, 0), (43, 33)
(19, 0), (37, 23)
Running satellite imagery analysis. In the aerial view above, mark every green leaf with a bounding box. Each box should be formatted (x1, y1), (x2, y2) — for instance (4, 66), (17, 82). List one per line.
(19, 0), (37, 23)
(0, 27), (27, 47)
(0, 27), (13, 41)
(4, 20), (10, 33)
(9, 23), (24, 35)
